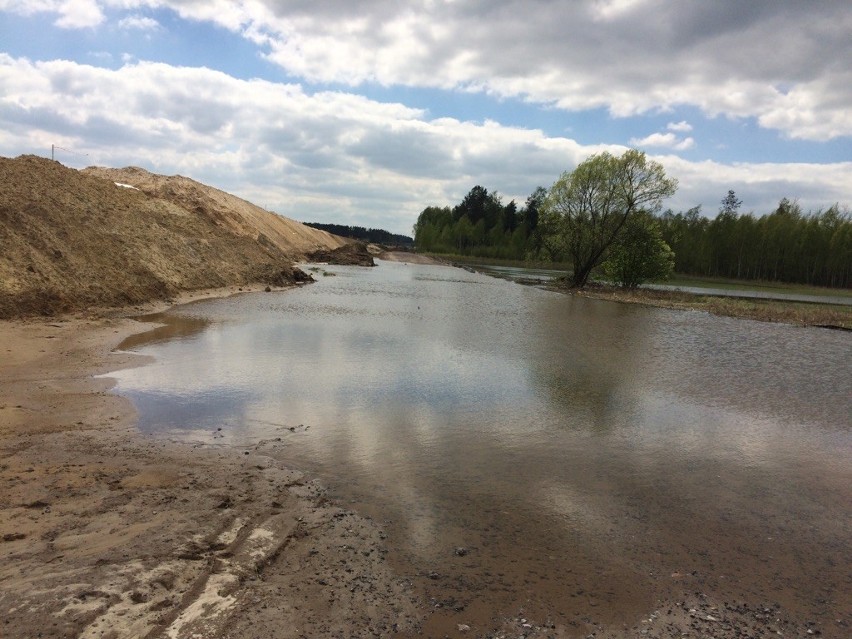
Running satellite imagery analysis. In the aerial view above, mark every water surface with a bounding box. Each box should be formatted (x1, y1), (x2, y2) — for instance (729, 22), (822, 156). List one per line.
(110, 260), (852, 630)
(473, 263), (852, 306)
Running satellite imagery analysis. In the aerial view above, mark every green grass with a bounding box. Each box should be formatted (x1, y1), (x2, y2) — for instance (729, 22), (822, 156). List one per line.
(659, 274), (852, 298)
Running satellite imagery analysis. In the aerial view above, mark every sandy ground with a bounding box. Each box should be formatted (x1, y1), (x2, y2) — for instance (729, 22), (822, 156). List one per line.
(0, 287), (422, 639)
(2, 284), (846, 639)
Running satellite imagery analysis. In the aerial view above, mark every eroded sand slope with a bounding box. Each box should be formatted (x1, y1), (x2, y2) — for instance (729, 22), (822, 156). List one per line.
(0, 156), (345, 318)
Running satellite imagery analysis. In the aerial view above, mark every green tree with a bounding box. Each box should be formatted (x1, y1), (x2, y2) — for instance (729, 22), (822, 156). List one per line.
(542, 149), (678, 287)
(521, 186), (546, 258)
(720, 189), (743, 215)
(602, 212), (674, 287)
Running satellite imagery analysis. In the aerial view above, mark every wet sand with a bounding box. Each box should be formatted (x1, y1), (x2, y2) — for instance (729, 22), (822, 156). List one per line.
(377, 251), (445, 265)
(2, 286), (848, 638)
(0, 289), (421, 639)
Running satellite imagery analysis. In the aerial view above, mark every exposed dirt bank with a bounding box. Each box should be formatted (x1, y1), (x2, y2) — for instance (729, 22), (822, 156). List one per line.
(308, 242), (377, 266)
(0, 156), (344, 319)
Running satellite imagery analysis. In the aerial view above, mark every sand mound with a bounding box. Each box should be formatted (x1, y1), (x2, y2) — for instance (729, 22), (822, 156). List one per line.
(82, 166), (347, 259)
(0, 156), (345, 318)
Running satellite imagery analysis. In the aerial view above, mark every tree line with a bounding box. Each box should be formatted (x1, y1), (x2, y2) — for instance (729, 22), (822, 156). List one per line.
(658, 194), (851, 288)
(413, 152), (851, 289)
(412, 185), (547, 260)
(305, 222), (414, 247)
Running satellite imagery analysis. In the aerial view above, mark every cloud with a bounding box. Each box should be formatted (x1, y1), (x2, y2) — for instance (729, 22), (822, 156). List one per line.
(0, 55), (582, 232)
(145, 0), (851, 142)
(667, 121), (692, 133)
(630, 132), (695, 151)
(661, 156), (852, 217)
(4, 2), (852, 141)
(118, 14), (160, 31)
(0, 55), (847, 235)
(6, 0), (107, 28)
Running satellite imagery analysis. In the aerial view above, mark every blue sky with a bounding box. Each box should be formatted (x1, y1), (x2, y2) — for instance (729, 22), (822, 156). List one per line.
(1, 1), (850, 235)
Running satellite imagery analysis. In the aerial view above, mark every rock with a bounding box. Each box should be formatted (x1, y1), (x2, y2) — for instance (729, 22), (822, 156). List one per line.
(457, 624), (470, 632)
(454, 547), (468, 557)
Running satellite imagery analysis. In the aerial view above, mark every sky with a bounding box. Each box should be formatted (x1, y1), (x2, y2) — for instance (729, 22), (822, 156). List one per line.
(1, 1), (850, 236)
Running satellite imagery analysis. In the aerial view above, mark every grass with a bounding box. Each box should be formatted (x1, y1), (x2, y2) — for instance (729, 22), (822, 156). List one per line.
(661, 274), (852, 298)
(566, 284), (852, 330)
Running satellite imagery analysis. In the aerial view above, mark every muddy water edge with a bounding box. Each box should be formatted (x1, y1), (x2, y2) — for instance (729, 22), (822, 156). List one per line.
(109, 260), (852, 638)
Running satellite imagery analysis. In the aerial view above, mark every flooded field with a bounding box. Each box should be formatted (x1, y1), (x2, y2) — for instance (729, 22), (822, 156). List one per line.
(472, 263), (852, 306)
(109, 260), (851, 635)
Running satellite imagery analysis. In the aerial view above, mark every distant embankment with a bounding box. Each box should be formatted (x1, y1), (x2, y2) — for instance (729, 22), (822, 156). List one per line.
(0, 155), (345, 318)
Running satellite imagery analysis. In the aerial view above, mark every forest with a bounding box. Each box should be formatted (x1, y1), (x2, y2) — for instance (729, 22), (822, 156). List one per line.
(413, 185), (852, 289)
(412, 185), (547, 261)
(305, 222), (413, 247)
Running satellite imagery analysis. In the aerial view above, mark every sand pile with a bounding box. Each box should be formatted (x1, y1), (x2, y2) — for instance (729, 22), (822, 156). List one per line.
(0, 156), (345, 318)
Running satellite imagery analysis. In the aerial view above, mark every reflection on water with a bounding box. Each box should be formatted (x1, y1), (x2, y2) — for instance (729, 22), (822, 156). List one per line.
(109, 260), (852, 629)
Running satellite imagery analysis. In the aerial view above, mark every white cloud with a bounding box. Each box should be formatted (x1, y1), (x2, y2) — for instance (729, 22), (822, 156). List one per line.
(55, 0), (104, 28)
(0, 55), (581, 232)
(661, 155), (852, 217)
(0, 0), (104, 27)
(4, 2), (852, 141)
(0, 55), (847, 234)
(667, 121), (692, 133)
(630, 132), (695, 151)
(118, 14), (160, 31)
(592, 0), (653, 22)
(142, 0), (851, 142)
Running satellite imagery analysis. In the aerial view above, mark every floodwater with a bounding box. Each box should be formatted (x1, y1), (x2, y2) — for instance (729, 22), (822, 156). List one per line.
(473, 263), (852, 306)
(109, 260), (852, 632)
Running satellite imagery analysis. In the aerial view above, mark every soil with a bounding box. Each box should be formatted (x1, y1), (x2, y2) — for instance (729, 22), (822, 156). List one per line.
(0, 156), (345, 319)
(308, 242), (377, 266)
(0, 300), (422, 639)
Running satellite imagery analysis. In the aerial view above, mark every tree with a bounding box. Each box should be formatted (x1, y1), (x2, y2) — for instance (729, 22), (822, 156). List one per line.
(413, 206), (452, 251)
(542, 149), (677, 287)
(602, 212), (675, 287)
(521, 186), (547, 258)
(720, 189), (742, 215)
